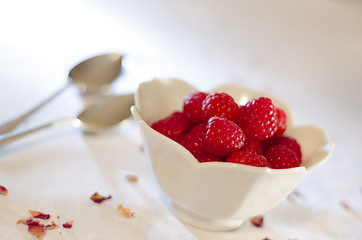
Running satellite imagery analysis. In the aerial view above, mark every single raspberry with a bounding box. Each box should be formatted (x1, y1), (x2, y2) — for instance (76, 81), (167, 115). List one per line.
(275, 136), (302, 164)
(197, 154), (223, 163)
(226, 150), (269, 167)
(242, 138), (262, 155)
(274, 107), (287, 138)
(201, 92), (239, 122)
(236, 97), (278, 141)
(183, 91), (209, 124)
(264, 145), (300, 169)
(151, 112), (191, 143)
(203, 117), (245, 157)
(181, 123), (207, 157)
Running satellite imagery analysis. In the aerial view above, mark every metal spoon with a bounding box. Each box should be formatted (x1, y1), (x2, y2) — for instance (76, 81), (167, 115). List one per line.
(0, 53), (123, 135)
(0, 94), (134, 147)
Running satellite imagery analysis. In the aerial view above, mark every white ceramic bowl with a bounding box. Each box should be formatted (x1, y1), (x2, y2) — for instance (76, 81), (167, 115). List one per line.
(131, 78), (333, 231)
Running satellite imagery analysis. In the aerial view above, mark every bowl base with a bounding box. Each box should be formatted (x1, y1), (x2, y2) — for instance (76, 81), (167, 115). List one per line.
(170, 203), (244, 231)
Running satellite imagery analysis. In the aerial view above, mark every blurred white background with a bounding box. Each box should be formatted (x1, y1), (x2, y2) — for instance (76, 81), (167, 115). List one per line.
(1, 0), (361, 124)
(0, 0), (361, 239)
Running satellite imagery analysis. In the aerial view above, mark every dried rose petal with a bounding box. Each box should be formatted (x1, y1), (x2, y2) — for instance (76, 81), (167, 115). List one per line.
(262, 238), (272, 240)
(250, 215), (264, 227)
(17, 214), (58, 239)
(62, 220), (74, 229)
(17, 217), (46, 239)
(17, 218), (29, 225)
(46, 221), (58, 229)
(26, 218), (41, 226)
(126, 175), (138, 182)
(340, 200), (350, 210)
(0, 185), (8, 195)
(287, 190), (301, 201)
(29, 210), (51, 219)
(28, 224), (46, 240)
(90, 192), (112, 204)
(17, 217), (40, 225)
(17, 217), (40, 226)
(117, 204), (135, 218)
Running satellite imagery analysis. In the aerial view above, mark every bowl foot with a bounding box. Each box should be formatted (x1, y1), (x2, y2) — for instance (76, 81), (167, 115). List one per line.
(170, 203), (244, 231)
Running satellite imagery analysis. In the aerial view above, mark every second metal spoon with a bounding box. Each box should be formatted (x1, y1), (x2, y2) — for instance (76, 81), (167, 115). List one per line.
(0, 94), (134, 147)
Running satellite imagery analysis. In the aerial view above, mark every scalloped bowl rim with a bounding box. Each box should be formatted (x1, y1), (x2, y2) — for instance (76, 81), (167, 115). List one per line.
(132, 77), (334, 174)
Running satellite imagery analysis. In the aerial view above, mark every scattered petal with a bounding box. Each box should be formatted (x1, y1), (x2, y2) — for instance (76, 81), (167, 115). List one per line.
(18, 217), (46, 240)
(0, 185), (8, 195)
(62, 220), (74, 229)
(262, 238), (272, 240)
(340, 200), (350, 210)
(90, 192), (112, 204)
(29, 210), (51, 219)
(250, 215), (264, 227)
(17, 217), (40, 226)
(287, 190), (301, 201)
(17, 218), (30, 225)
(18, 211), (70, 239)
(26, 218), (41, 226)
(117, 204), (135, 218)
(46, 221), (58, 229)
(28, 224), (46, 240)
(126, 175), (138, 183)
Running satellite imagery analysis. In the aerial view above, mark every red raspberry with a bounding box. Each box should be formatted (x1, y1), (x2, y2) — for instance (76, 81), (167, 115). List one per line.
(264, 145), (300, 169)
(203, 117), (245, 157)
(226, 150), (269, 167)
(274, 107), (287, 138)
(151, 112), (191, 143)
(201, 92), (239, 122)
(242, 138), (262, 155)
(183, 91), (209, 125)
(197, 154), (223, 163)
(275, 136), (302, 164)
(236, 97), (278, 141)
(181, 123), (207, 157)
(260, 137), (277, 153)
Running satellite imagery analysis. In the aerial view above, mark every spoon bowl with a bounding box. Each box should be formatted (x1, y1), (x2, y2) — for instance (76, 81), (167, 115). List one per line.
(76, 93), (134, 132)
(69, 53), (123, 93)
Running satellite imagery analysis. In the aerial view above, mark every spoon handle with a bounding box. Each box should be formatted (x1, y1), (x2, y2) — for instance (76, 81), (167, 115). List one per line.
(0, 84), (69, 135)
(0, 118), (74, 147)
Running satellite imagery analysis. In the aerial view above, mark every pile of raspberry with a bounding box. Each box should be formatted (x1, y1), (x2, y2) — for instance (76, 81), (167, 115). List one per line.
(151, 91), (302, 169)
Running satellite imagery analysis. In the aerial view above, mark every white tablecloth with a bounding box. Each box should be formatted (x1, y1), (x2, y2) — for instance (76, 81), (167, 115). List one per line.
(1, 0), (361, 239)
